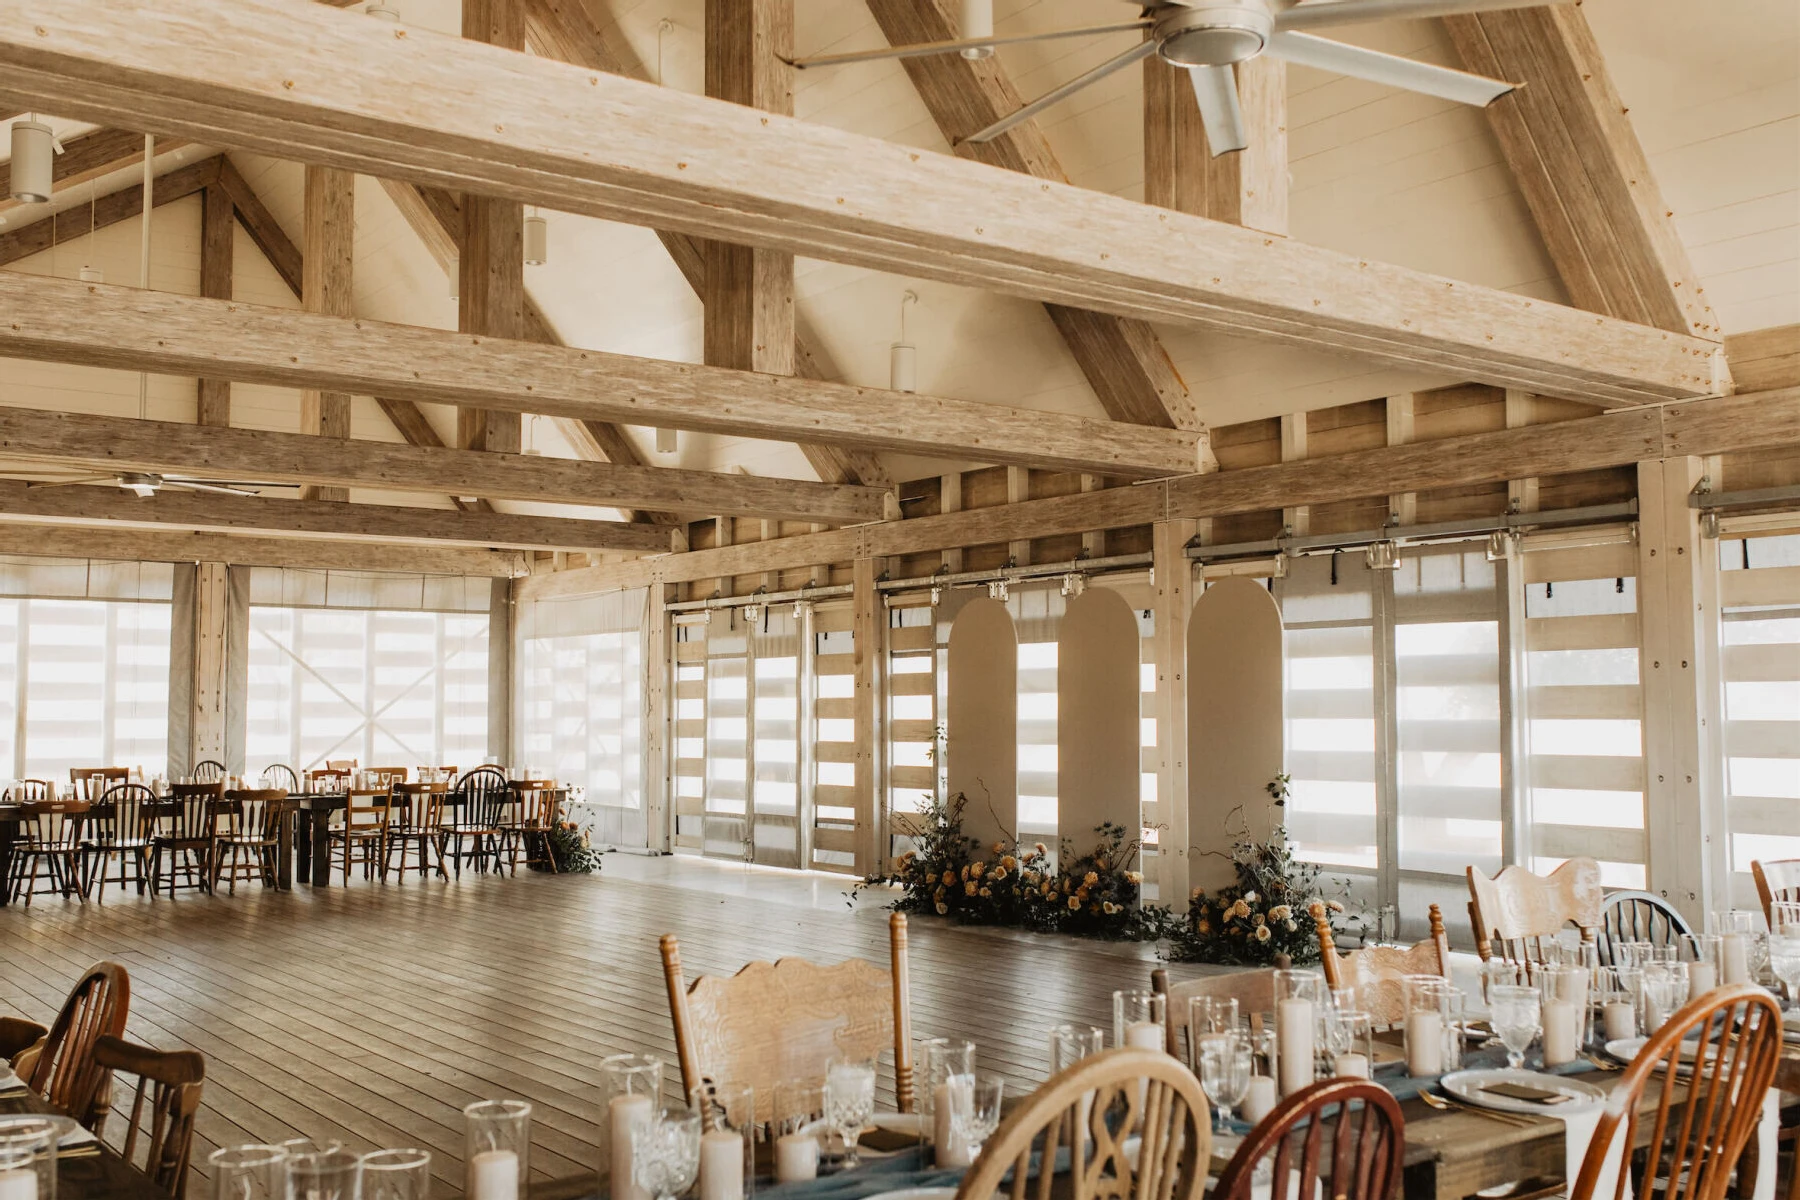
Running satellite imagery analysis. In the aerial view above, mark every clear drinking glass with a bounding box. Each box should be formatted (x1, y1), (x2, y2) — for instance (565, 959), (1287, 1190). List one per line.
(1199, 1034), (1253, 1133)
(602, 1054), (664, 1200)
(279, 1139), (344, 1158)
(1640, 962), (1687, 1034)
(1713, 909), (1756, 984)
(1538, 965), (1585, 1068)
(287, 1149), (362, 1200)
(1768, 931), (1800, 1003)
(823, 1058), (877, 1170)
(947, 1077), (1004, 1159)
(630, 1106), (703, 1200)
(212, 1145), (289, 1200)
(1489, 984), (1541, 1070)
(1049, 1024), (1106, 1078)
(772, 1082), (825, 1183)
(0, 1117), (57, 1200)
(464, 1099), (531, 1200)
(1403, 975), (1450, 1077)
(360, 1149), (432, 1200)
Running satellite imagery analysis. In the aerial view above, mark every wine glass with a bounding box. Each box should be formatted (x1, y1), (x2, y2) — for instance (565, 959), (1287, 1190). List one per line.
(949, 1076), (1004, 1159)
(1769, 931), (1800, 1004)
(824, 1057), (877, 1170)
(631, 1106), (703, 1200)
(1488, 984), (1541, 1070)
(1199, 1034), (1253, 1135)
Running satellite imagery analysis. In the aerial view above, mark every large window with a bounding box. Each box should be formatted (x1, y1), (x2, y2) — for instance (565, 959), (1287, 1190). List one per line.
(245, 570), (489, 774)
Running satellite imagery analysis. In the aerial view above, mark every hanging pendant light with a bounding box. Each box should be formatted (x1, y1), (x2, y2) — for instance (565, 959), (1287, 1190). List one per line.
(523, 211), (548, 265)
(365, 1), (400, 18)
(890, 289), (919, 393)
(655, 427), (678, 454)
(79, 266), (104, 283)
(9, 120), (55, 203)
(447, 254), (459, 301)
(960, 0), (994, 60)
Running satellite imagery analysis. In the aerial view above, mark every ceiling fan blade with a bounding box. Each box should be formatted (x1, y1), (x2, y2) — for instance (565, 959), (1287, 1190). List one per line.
(23, 476), (116, 489)
(962, 38), (1158, 145)
(164, 480), (263, 497)
(1188, 65), (1248, 156)
(789, 20), (1151, 70)
(1277, 0), (1574, 32)
(1266, 31), (1514, 106)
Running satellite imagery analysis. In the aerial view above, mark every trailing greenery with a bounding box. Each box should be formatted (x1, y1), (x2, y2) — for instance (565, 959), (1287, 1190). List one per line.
(531, 819), (606, 875)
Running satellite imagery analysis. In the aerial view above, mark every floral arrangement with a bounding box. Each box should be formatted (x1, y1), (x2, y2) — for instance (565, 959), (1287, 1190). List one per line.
(531, 819), (605, 875)
(1163, 775), (1351, 966)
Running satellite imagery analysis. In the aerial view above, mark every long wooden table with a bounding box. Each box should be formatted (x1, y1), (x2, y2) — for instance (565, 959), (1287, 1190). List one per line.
(0, 1087), (167, 1199)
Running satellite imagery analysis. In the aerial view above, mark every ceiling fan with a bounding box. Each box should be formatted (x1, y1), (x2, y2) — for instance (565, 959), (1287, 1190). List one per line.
(790, 0), (1566, 155)
(21, 470), (288, 498)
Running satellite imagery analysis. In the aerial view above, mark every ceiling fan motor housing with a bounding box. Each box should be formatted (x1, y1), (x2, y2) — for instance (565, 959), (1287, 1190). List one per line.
(1156, 1), (1273, 67)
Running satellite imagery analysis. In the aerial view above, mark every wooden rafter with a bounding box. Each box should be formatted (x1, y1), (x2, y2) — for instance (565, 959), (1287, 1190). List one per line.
(1144, 55), (1287, 236)
(0, 521), (527, 575)
(0, 154), (217, 266)
(0, 0), (1722, 406)
(196, 178), (232, 426)
(300, 163), (353, 500)
(0, 478), (671, 552)
(0, 406), (893, 523)
(1444, 6), (1720, 342)
(864, 0), (1204, 443)
(0, 273), (1205, 476)
(1724, 325), (1800, 393)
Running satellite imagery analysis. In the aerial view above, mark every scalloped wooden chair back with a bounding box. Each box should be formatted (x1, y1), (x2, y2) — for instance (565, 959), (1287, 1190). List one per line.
(1151, 968), (1275, 1063)
(1571, 983), (1781, 1200)
(955, 1047), (1210, 1200)
(1214, 1077), (1403, 1200)
(662, 912), (914, 1119)
(1467, 857), (1603, 971)
(1316, 904), (1450, 1028)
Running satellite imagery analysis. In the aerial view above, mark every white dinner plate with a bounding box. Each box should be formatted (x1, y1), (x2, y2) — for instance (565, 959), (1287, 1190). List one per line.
(1439, 1068), (1605, 1116)
(1604, 1033), (1718, 1073)
(861, 1189), (959, 1200)
(1603, 1037), (1646, 1062)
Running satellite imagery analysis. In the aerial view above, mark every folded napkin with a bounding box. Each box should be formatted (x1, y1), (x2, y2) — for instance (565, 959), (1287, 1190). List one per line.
(1556, 1104), (1631, 1200)
(58, 1124), (99, 1157)
(0, 1068), (24, 1094)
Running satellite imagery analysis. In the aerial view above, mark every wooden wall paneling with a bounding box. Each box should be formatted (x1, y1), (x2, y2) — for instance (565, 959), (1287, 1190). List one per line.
(1056, 588), (1140, 857)
(1150, 519), (1195, 908)
(300, 164), (353, 501)
(1186, 577), (1283, 893)
(1725, 325), (1800, 393)
(197, 182), (234, 427)
(0, 0), (1728, 406)
(945, 596), (1017, 855)
(0, 155), (218, 268)
(1144, 55), (1287, 236)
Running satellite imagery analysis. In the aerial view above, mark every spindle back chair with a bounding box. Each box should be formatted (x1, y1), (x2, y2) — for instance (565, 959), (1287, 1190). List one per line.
(384, 782), (446, 882)
(9, 800), (89, 904)
(190, 760), (226, 783)
(1213, 1078), (1405, 1200)
(27, 961), (130, 1134)
(153, 781), (223, 896)
(212, 789), (287, 893)
(92, 1035), (204, 1200)
(83, 784), (158, 901)
(1751, 859), (1800, 929)
(1596, 890), (1693, 967)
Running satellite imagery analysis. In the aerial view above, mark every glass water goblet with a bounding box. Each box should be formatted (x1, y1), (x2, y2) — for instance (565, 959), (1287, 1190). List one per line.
(1769, 931), (1800, 1004)
(948, 1076), (1004, 1159)
(1200, 1034), (1253, 1134)
(824, 1057), (877, 1170)
(631, 1106), (703, 1200)
(1488, 984), (1541, 1070)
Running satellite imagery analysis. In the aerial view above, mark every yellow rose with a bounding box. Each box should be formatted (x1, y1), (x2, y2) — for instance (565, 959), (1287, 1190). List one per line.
(971, 861), (986, 876)
(979, 886), (991, 898)
(964, 881), (978, 896)
(1125, 871), (1143, 885)
(1076, 887), (1090, 901)
(1197, 920), (1212, 934)
(1255, 925), (1272, 942)
(1307, 900), (1327, 919)
(1095, 857), (1109, 871)
(1067, 896), (1080, 910)
(1269, 904), (1291, 922)
(1084, 871), (1099, 887)
(936, 902), (949, 915)
(991, 867), (1008, 880)
(1103, 901), (1119, 915)
(1034, 842), (1048, 855)
(992, 841), (1006, 855)
(1327, 900), (1345, 913)
(1000, 855), (1017, 870)
(943, 871), (956, 886)
(1233, 899), (1251, 919)
(1191, 887), (1206, 901)
(1041, 882), (1054, 896)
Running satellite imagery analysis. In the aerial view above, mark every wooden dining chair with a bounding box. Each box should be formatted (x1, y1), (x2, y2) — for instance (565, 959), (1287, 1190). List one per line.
(1466, 857), (1603, 974)
(383, 782), (446, 882)
(367, 766), (408, 789)
(27, 961), (130, 1135)
(954, 1046), (1210, 1200)
(1150, 966), (1274, 1062)
(330, 788), (390, 883)
(190, 760), (227, 784)
(8, 779), (51, 801)
(69, 767), (128, 800)
(1596, 889), (1693, 967)
(260, 763), (301, 793)
(514, 783), (561, 873)
(662, 911), (916, 1119)
(0, 1017), (48, 1075)
(83, 783), (158, 901)
(1569, 983), (1781, 1200)
(153, 781), (224, 896)
(212, 788), (287, 893)
(92, 1035), (204, 1200)
(441, 766), (509, 877)
(9, 800), (90, 905)
(1752, 858), (1800, 927)
(1315, 904), (1451, 1028)
(305, 767), (351, 794)
(1213, 1077), (1405, 1200)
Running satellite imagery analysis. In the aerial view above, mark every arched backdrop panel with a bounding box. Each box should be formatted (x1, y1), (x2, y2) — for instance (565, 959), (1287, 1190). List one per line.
(1187, 577), (1285, 891)
(946, 597), (1018, 852)
(1056, 587), (1140, 857)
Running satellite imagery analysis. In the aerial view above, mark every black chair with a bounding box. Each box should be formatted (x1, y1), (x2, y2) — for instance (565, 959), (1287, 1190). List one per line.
(151, 782), (223, 896)
(440, 767), (509, 878)
(260, 764), (301, 793)
(83, 784), (159, 901)
(190, 760), (227, 784)
(1597, 889), (1693, 967)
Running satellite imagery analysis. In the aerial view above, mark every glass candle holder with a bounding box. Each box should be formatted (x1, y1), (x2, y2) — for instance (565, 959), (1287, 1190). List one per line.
(692, 1085), (753, 1200)
(1539, 965), (1585, 1067)
(464, 1099), (531, 1200)
(1639, 961), (1687, 1034)
(1597, 969), (1638, 1043)
(920, 1039), (975, 1167)
(360, 1149), (432, 1200)
(1713, 910), (1755, 984)
(1403, 975), (1450, 1078)
(1112, 989), (1167, 1053)
(602, 1054), (663, 1200)
(1326, 1010), (1373, 1079)
(1680, 933), (1723, 1000)
(211, 1146), (288, 1200)
(1242, 1029), (1280, 1125)
(287, 1149), (362, 1200)
(1048, 1024), (1105, 1077)
(1273, 969), (1323, 1096)
(771, 1082), (824, 1183)
(0, 1116), (57, 1200)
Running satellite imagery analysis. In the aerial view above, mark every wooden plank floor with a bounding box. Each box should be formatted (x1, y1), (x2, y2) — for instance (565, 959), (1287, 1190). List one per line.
(0, 853), (1223, 1197)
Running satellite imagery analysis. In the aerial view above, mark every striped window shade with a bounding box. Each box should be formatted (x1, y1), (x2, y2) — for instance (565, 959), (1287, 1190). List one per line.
(809, 601), (860, 874)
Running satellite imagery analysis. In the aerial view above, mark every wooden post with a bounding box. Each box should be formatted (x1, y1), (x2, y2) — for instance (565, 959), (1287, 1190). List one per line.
(1281, 413), (1309, 535)
(851, 555), (885, 876)
(643, 582), (676, 852)
(1080, 475), (1107, 559)
(1506, 390), (1540, 513)
(940, 474), (964, 573)
(1152, 519), (1197, 909)
(1386, 394), (1416, 526)
(1637, 456), (1719, 923)
(1007, 467), (1030, 566)
(300, 165), (353, 500)
(191, 561), (228, 767)
(197, 183), (232, 427)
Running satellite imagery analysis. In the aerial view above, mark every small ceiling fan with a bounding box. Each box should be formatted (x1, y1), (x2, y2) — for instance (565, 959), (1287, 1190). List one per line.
(21, 470), (288, 498)
(791, 0), (1566, 155)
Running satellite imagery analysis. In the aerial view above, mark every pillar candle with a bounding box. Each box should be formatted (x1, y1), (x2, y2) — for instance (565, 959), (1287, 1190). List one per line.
(1242, 1076), (1278, 1125)
(0, 1170), (35, 1200)
(1404, 1010), (1443, 1078)
(610, 1092), (653, 1200)
(1276, 998), (1315, 1096)
(468, 1149), (518, 1200)
(1541, 1001), (1579, 1067)
(1687, 961), (1717, 999)
(933, 1082), (972, 1168)
(774, 1134), (818, 1183)
(1721, 934), (1749, 985)
(1123, 1020), (1164, 1052)
(1333, 1053), (1369, 1080)
(699, 1129), (743, 1200)
(1602, 1000), (1636, 1042)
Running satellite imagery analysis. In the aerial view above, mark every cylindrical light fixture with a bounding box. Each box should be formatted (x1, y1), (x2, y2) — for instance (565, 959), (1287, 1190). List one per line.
(889, 343), (917, 393)
(365, 1), (401, 18)
(960, 0), (994, 59)
(9, 120), (54, 203)
(655, 427), (678, 454)
(78, 266), (104, 284)
(447, 255), (459, 302)
(523, 213), (548, 265)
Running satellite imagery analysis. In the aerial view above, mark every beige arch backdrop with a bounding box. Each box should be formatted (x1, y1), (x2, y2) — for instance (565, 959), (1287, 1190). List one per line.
(946, 597), (1018, 852)
(1056, 587), (1141, 857)
(1187, 577), (1285, 893)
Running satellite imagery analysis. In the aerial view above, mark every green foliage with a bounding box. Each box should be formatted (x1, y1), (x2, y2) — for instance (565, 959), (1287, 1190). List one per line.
(531, 820), (606, 875)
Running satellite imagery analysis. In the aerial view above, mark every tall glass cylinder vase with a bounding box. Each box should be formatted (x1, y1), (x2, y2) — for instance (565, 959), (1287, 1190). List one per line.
(1273, 969), (1322, 1096)
(0, 1117), (57, 1200)
(1402, 975), (1449, 1078)
(464, 1100), (531, 1200)
(1539, 966), (1585, 1067)
(602, 1055), (663, 1200)
(920, 1038), (976, 1168)
(1112, 990), (1167, 1054)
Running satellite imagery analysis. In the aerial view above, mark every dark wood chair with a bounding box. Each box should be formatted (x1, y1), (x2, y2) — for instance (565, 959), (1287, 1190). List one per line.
(70, 767), (128, 800)
(8, 800), (90, 905)
(514, 783), (561, 874)
(329, 788), (389, 883)
(259, 763), (301, 793)
(1596, 889), (1693, 967)
(152, 781), (224, 896)
(440, 767), (508, 877)
(305, 767), (351, 793)
(212, 788), (287, 893)
(7, 779), (51, 801)
(383, 782), (446, 882)
(82, 783), (159, 901)
(190, 759), (227, 783)
(92, 1035), (204, 1200)
(0, 1016), (48, 1075)
(27, 961), (130, 1135)
(1571, 983), (1781, 1200)
(1213, 1077), (1405, 1200)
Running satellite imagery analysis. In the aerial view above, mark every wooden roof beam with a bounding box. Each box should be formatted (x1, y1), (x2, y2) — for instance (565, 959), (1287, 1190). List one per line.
(0, 0), (1721, 406)
(0, 521), (529, 575)
(0, 273), (1204, 476)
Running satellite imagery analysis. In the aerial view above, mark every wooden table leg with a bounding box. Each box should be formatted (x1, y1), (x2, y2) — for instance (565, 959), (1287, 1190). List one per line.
(0, 823), (12, 906)
(276, 805), (294, 890)
(311, 811), (332, 886)
(294, 809), (312, 884)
